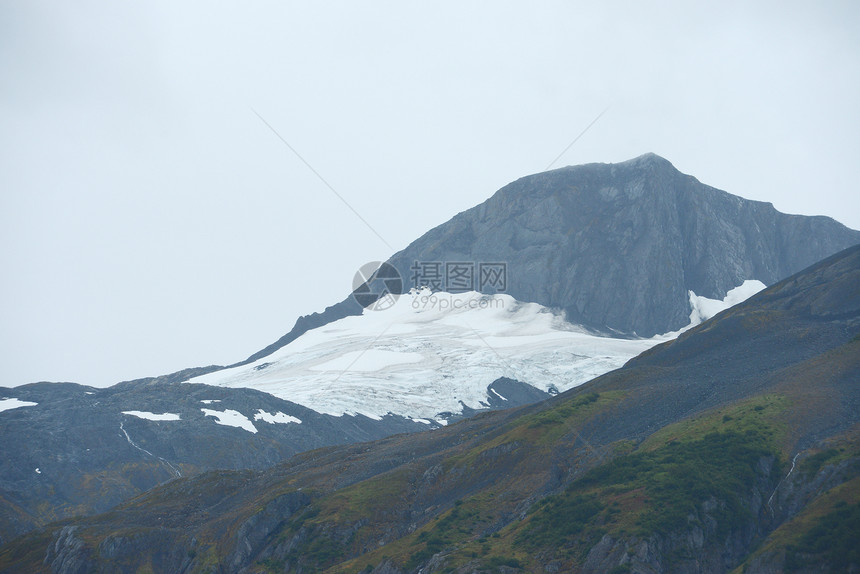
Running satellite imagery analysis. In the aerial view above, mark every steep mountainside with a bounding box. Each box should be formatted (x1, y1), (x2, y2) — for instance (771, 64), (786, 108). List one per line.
(249, 153), (859, 363)
(3, 245), (857, 573)
(387, 153), (860, 336)
(0, 381), (439, 545)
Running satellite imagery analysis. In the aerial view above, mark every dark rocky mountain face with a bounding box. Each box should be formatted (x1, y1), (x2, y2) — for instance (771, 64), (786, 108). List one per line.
(4, 245), (856, 573)
(0, 381), (415, 545)
(196, 153), (860, 373)
(249, 154), (859, 362)
(387, 153), (860, 336)
(0, 377), (548, 545)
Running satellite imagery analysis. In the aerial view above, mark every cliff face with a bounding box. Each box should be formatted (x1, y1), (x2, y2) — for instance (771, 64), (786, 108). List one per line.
(388, 153), (860, 336)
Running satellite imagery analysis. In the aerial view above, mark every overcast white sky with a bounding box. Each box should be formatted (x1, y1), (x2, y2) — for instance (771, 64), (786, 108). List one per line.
(2, 1), (859, 388)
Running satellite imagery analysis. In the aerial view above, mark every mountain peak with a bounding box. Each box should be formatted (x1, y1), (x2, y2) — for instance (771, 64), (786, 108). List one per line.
(546, 152), (675, 178)
(226, 154), (858, 367)
(387, 156), (860, 336)
(614, 151), (674, 168)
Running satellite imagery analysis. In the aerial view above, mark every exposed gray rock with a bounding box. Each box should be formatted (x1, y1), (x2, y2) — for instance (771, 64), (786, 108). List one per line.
(486, 377), (551, 408)
(229, 490), (310, 570)
(214, 154), (858, 369)
(386, 153), (860, 336)
(44, 526), (93, 574)
(0, 380), (430, 543)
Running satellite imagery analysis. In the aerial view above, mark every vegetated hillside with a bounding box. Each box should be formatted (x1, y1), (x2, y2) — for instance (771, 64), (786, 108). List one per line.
(0, 381), (435, 545)
(0, 376), (552, 545)
(2, 246), (857, 573)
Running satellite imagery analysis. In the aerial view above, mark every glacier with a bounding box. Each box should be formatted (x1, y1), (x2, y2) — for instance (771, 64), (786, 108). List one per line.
(186, 286), (763, 422)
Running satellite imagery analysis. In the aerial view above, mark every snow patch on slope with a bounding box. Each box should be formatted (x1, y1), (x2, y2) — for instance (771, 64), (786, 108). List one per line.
(123, 410), (181, 421)
(254, 410), (302, 425)
(0, 398), (38, 413)
(689, 280), (766, 325)
(201, 408), (257, 433)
